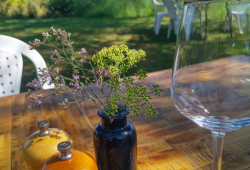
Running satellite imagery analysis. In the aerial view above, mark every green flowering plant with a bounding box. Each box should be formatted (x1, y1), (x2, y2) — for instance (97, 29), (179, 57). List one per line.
(25, 27), (164, 118)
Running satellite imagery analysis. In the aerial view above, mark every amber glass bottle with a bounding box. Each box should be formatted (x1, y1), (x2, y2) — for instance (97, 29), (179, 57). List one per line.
(22, 120), (73, 170)
(42, 141), (98, 170)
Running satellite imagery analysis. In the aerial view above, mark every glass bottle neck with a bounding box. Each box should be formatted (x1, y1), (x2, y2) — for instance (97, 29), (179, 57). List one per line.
(101, 115), (127, 130)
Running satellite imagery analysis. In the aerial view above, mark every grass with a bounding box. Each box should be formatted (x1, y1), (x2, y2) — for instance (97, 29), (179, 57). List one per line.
(0, 17), (177, 92)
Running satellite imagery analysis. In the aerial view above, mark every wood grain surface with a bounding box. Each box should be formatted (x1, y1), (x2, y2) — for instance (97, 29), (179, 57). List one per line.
(1, 57), (250, 170)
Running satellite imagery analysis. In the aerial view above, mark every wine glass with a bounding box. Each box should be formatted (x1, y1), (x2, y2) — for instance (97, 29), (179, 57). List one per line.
(171, 1), (250, 170)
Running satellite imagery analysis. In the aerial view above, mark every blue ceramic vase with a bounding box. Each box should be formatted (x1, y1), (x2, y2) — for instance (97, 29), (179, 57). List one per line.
(93, 106), (137, 170)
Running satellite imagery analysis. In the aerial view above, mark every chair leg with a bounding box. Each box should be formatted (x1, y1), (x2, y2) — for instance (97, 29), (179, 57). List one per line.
(155, 17), (161, 35)
(154, 16), (157, 31)
(200, 15), (204, 40)
(154, 17), (159, 34)
(167, 19), (172, 39)
(224, 14), (228, 32)
(236, 14), (243, 34)
(155, 15), (167, 35)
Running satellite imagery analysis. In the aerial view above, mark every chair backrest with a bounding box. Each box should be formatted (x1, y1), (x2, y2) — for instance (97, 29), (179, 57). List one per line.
(0, 35), (54, 97)
(0, 47), (23, 96)
(163, 0), (177, 20)
(151, 0), (165, 15)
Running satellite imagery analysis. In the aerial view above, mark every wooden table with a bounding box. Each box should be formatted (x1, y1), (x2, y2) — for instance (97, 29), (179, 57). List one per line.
(1, 59), (250, 170)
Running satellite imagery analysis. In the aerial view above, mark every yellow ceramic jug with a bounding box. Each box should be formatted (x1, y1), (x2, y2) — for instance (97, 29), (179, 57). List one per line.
(42, 141), (98, 170)
(22, 120), (73, 170)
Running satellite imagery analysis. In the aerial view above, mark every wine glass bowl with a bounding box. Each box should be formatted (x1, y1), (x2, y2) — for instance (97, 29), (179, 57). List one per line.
(171, 1), (250, 169)
(172, 55), (250, 132)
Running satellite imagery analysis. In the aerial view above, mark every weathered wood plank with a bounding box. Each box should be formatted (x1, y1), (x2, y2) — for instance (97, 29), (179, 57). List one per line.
(166, 128), (211, 146)
(50, 95), (85, 145)
(11, 147), (31, 170)
(6, 67), (250, 169)
(69, 102), (95, 156)
(147, 148), (189, 165)
(0, 132), (11, 170)
(11, 111), (26, 148)
(25, 92), (41, 118)
(142, 123), (198, 142)
(137, 139), (172, 157)
(167, 156), (200, 170)
(11, 93), (25, 112)
(0, 96), (12, 133)
(39, 91), (62, 129)
(191, 150), (213, 167)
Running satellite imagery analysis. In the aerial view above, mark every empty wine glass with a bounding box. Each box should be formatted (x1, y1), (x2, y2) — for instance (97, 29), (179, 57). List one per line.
(171, 1), (250, 170)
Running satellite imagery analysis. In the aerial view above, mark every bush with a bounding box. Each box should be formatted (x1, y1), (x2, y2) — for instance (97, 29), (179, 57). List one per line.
(0, 0), (155, 18)
(46, 0), (75, 17)
(0, 0), (48, 18)
(74, 0), (155, 18)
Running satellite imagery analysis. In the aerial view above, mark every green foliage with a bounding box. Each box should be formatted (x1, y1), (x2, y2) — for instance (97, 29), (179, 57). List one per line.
(92, 45), (146, 76)
(26, 27), (164, 118)
(75, 0), (155, 18)
(0, 0), (155, 18)
(0, 0), (48, 18)
(46, 0), (75, 17)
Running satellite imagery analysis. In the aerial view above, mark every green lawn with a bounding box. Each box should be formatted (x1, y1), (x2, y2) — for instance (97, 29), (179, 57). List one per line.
(0, 17), (176, 92)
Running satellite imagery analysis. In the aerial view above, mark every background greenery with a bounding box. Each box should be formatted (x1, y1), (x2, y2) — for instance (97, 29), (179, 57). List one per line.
(0, 0), (175, 93)
(0, 0), (164, 18)
(0, 17), (176, 92)
(1, 1), (247, 94)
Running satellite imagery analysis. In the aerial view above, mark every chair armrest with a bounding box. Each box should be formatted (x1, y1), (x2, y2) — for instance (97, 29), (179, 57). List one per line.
(153, 0), (165, 6)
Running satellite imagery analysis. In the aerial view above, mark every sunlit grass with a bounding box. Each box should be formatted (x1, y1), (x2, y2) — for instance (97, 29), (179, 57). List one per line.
(0, 17), (176, 92)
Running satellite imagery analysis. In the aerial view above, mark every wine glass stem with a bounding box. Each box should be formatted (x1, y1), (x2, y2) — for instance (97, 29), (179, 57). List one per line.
(212, 131), (225, 170)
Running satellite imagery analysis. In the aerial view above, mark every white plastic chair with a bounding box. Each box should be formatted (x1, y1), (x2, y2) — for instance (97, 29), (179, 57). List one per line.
(163, 0), (182, 39)
(182, 5), (204, 41)
(0, 35), (54, 97)
(224, 6), (249, 34)
(152, 0), (169, 35)
(163, 0), (183, 39)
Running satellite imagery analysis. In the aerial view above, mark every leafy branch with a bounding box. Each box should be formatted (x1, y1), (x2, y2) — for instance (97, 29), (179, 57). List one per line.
(26, 26), (164, 118)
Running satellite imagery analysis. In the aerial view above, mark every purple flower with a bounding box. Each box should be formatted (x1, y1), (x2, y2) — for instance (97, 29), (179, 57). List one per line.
(70, 88), (74, 92)
(33, 81), (40, 88)
(45, 69), (52, 78)
(82, 49), (87, 54)
(74, 83), (79, 87)
(36, 99), (42, 105)
(57, 28), (61, 31)
(74, 75), (79, 80)
(94, 82), (99, 87)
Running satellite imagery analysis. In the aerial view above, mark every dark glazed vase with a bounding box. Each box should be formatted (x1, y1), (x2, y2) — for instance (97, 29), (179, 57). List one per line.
(93, 106), (137, 170)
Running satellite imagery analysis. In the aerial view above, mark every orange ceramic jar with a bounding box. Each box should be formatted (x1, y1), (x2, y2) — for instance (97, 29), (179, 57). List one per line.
(22, 120), (73, 170)
(42, 141), (98, 170)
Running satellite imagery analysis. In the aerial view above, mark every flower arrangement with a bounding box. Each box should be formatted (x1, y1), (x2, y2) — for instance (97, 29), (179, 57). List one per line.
(25, 27), (164, 118)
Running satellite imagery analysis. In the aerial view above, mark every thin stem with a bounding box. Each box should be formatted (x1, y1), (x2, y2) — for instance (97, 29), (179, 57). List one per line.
(88, 60), (98, 80)
(107, 87), (114, 100)
(115, 75), (118, 94)
(212, 131), (225, 170)
(85, 82), (103, 105)
(74, 92), (100, 108)
(118, 102), (129, 114)
(42, 43), (65, 54)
